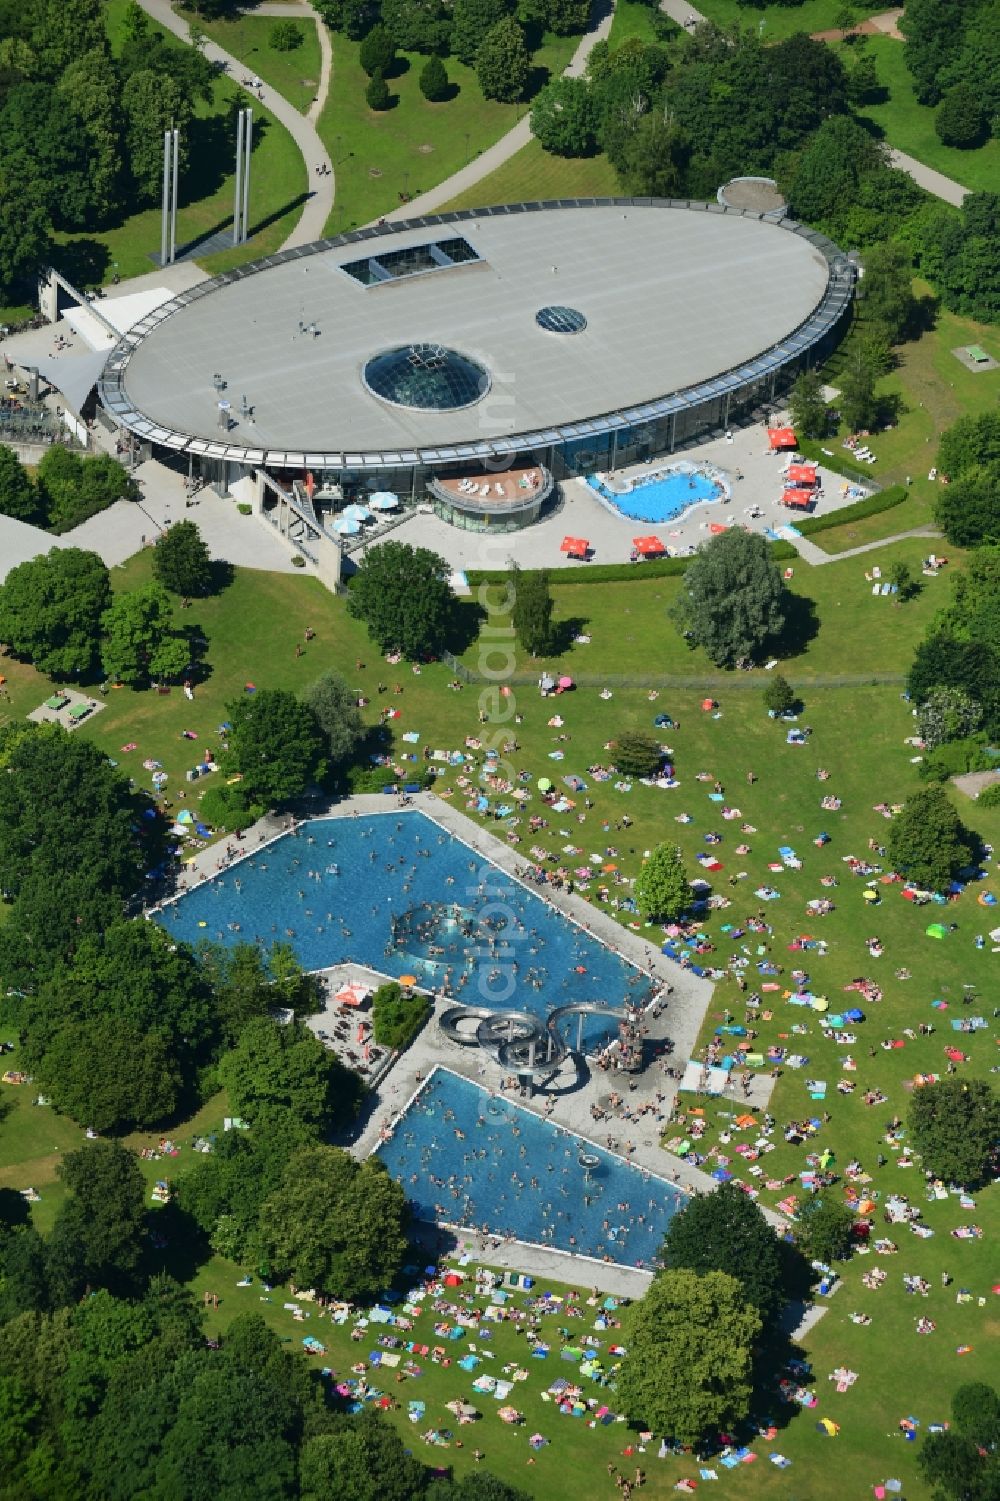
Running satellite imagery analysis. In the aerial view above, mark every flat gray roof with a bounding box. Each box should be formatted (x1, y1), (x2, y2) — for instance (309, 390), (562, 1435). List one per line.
(103, 202), (836, 467)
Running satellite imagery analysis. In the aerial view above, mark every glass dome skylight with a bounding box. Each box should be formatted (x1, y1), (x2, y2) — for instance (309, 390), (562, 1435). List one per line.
(362, 344), (490, 411)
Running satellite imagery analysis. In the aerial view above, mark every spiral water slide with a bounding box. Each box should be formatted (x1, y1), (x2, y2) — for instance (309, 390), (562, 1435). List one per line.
(439, 1002), (627, 1079)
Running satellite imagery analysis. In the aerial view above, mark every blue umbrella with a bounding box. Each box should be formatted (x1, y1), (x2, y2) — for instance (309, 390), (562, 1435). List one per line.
(343, 503), (372, 521)
(333, 517), (361, 535)
(370, 491), (399, 510)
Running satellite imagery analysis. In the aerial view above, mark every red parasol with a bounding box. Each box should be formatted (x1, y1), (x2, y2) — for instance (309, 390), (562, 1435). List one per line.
(632, 534), (665, 555)
(560, 535), (589, 557)
(768, 427), (797, 450)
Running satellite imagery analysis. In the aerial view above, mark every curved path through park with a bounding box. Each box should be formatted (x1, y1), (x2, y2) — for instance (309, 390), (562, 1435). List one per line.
(658, 0), (969, 207)
(136, 0), (334, 249)
(382, 1), (618, 222)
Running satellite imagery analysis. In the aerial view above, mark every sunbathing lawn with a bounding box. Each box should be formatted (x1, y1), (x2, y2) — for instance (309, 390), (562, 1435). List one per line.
(315, 31), (578, 234)
(443, 138), (621, 213)
(674, 0), (881, 40)
(1, 545), (996, 1501)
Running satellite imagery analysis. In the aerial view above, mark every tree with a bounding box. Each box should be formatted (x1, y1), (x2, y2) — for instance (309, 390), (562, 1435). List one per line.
(673, 528), (786, 668)
(36, 448), (133, 533)
(302, 670), (364, 768)
(618, 1269), (760, 1444)
(121, 70), (189, 206)
(152, 519), (214, 596)
(787, 369), (828, 440)
(366, 72), (390, 110)
(939, 412), (1000, 480)
(909, 1077), (999, 1187)
(0, 167), (50, 301)
(0, 546), (110, 678)
(37, 1017), (181, 1133)
(223, 688), (326, 804)
(796, 1193), (855, 1264)
(901, 0), (971, 105)
(348, 541), (455, 659)
(784, 115), (885, 227)
(218, 1017), (362, 1134)
(918, 1432), (991, 1501)
(916, 686), (983, 750)
(358, 24), (395, 77)
(101, 582), (189, 686)
(57, 50), (122, 226)
(313, 0), (381, 39)
(763, 673), (796, 717)
(260, 1146), (408, 1297)
(615, 732), (664, 779)
(452, 0), (514, 68)
(846, 52), (879, 107)
(530, 76), (598, 156)
(889, 558), (916, 601)
(837, 347), (880, 433)
(52, 1141), (146, 1297)
(270, 19), (303, 51)
(918, 192), (1000, 326)
(0, 729), (157, 969)
(509, 564), (553, 655)
(934, 467), (1000, 548)
(660, 1181), (787, 1333)
(419, 54), (449, 103)
(0, 444), (40, 524)
(887, 784), (979, 891)
(859, 241), (917, 344)
(121, 0), (149, 44)
(635, 844), (690, 923)
(300, 1413), (429, 1501)
(951, 1383), (1000, 1452)
(1, 82), (93, 229)
(379, 0), (450, 54)
(476, 18), (529, 103)
(936, 81), (987, 148)
(613, 110), (688, 197)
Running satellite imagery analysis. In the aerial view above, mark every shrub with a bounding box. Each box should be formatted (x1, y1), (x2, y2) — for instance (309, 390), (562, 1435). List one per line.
(794, 484), (908, 536)
(917, 734), (993, 784)
(366, 72), (390, 110)
(975, 781), (1000, 807)
(614, 732), (664, 779)
(198, 783), (265, 832)
(359, 24), (395, 77)
(270, 19), (304, 51)
(371, 981), (431, 1050)
(237, 502), (252, 515)
(291, 554), (306, 567)
(763, 674), (796, 717)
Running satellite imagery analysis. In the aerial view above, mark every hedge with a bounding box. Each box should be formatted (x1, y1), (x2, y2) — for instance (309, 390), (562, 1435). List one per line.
(465, 539), (797, 589)
(796, 485), (909, 537)
(371, 981), (431, 1050)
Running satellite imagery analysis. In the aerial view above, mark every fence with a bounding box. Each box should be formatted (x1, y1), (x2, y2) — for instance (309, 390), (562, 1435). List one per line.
(436, 659), (904, 691)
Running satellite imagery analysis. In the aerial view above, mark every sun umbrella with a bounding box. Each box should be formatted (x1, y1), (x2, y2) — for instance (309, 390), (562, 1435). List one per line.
(632, 534), (664, 555)
(370, 491), (399, 509)
(560, 535), (589, 556)
(399, 974), (418, 987)
(709, 521), (729, 533)
(333, 517), (361, 535)
(768, 426), (797, 450)
(537, 777), (553, 791)
(176, 809), (195, 823)
(557, 675), (573, 689)
(343, 503), (372, 521)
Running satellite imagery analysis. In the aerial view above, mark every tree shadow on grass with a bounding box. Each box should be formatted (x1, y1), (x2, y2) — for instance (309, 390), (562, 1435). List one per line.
(140, 1202), (213, 1286)
(773, 592), (820, 662)
(447, 597), (486, 656)
(51, 238), (111, 290)
(548, 613), (589, 656)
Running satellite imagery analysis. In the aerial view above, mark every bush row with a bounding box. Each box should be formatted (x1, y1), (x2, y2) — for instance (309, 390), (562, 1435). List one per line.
(795, 484), (910, 536)
(465, 539), (797, 589)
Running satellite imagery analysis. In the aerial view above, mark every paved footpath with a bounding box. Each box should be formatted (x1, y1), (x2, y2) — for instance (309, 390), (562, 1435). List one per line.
(137, 0), (334, 248)
(788, 523), (940, 567)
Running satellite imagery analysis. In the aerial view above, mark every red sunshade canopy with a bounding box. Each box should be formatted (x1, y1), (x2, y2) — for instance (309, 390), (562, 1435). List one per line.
(335, 983), (370, 1006)
(709, 522), (729, 534)
(786, 463), (817, 485)
(768, 427), (797, 449)
(632, 535), (665, 554)
(560, 535), (589, 555)
(782, 488), (814, 508)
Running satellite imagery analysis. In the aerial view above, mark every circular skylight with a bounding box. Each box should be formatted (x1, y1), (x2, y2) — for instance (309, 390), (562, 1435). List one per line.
(536, 305), (587, 334)
(362, 344), (490, 411)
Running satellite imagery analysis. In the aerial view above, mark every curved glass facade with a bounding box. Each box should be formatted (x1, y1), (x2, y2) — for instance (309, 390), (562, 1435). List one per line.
(362, 344), (490, 412)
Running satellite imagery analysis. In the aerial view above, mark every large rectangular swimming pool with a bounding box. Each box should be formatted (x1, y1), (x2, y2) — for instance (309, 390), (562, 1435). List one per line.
(156, 811), (652, 1043)
(377, 1068), (684, 1269)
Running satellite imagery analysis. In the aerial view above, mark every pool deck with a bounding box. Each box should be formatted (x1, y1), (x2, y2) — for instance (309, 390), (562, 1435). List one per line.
(165, 790), (785, 1285)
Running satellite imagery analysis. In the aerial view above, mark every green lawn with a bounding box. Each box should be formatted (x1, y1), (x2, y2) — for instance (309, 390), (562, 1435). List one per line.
(851, 37), (1000, 196)
(677, 0), (872, 40)
(2, 539), (998, 1500)
(49, 0), (307, 287)
(608, 0), (670, 45)
(191, 12), (324, 115)
(443, 138), (621, 212)
(315, 31), (578, 234)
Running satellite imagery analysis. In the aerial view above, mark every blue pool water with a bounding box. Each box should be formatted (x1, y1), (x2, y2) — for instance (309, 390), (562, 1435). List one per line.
(157, 811), (651, 1044)
(588, 469), (722, 523)
(377, 1069), (684, 1267)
